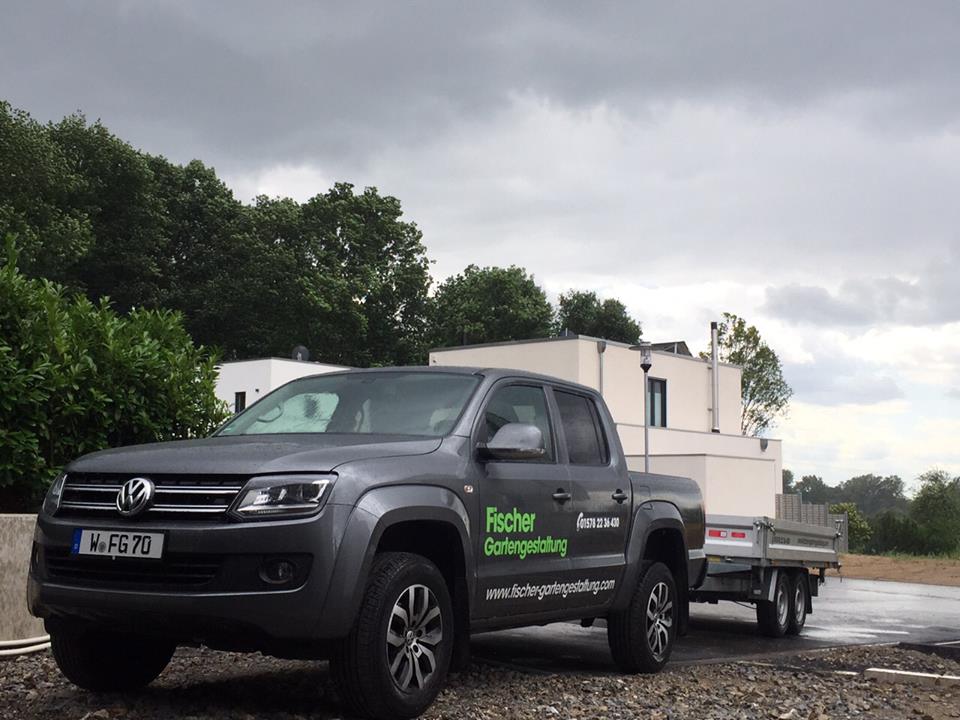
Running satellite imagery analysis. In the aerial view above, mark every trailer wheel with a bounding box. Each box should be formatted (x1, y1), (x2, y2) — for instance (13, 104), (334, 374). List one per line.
(756, 571), (790, 638)
(786, 571), (808, 635)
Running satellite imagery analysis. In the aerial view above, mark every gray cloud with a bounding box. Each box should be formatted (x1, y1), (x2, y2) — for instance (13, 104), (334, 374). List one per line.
(3, 1), (960, 175)
(764, 256), (960, 327)
(784, 356), (904, 406)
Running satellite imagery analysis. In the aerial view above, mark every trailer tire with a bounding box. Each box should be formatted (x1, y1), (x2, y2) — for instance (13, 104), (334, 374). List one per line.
(786, 571), (808, 636)
(756, 571), (790, 638)
(608, 561), (677, 673)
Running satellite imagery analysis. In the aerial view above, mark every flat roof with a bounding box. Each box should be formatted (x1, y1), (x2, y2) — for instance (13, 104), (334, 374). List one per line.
(429, 334), (741, 369)
(216, 357), (351, 369)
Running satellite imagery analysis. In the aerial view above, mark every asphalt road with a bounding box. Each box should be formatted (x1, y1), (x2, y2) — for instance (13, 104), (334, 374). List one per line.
(471, 578), (960, 672)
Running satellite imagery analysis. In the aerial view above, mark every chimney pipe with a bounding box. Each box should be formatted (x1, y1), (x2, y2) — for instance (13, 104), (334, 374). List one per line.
(710, 321), (720, 433)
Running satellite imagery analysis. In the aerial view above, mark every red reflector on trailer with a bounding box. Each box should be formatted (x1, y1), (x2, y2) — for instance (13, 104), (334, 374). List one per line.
(731, 531), (747, 539)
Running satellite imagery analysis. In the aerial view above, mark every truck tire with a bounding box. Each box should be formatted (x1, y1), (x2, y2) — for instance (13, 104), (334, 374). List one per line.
(756, 571), (790, 638)
(50, 622), (175, 691)
(787, 571), (808, 635)
(607, 561), (677, 673)
(331, 552), (453, 720)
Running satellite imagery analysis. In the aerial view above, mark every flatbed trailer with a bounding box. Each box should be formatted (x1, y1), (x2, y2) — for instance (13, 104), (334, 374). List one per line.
(690, 514), (842, 637)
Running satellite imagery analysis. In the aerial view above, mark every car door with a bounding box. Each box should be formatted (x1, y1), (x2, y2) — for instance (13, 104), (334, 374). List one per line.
(552, 387), (629, 608)
(473, 381), (574, 619)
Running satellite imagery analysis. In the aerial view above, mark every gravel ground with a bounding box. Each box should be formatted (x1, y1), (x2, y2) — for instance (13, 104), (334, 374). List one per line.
(2, 644), (959, 720)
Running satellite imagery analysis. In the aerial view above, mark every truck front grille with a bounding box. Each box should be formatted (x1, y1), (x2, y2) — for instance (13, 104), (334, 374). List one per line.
(58, 473), (247, 522)
(43, 547), (222, 590)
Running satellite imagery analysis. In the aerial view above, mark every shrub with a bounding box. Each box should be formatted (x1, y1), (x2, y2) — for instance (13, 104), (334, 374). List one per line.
(830, 502), (871, 553)
(0, 237), (228, 511)
(868, 511), (927, 555)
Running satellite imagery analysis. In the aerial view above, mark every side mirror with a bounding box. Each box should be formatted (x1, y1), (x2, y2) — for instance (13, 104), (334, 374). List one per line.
(478, 423), (546, 462)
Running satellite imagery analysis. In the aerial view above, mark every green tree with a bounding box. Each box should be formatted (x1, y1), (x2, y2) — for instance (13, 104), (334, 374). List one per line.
(0, 237), (228, 511)
(909, 469), (960, 555)
(703, 313), (792, 436)
(794, 474), (836, 504)
(555, 290), (642, 344)
(297, 184), (431, 366)
(428, 265), (555, 348)
(830, 502), (871, 553)
(46, 113), (167, 311)
(0, 102), (92, 281)
(782, 468), (795, 494)
(867, 511), (924, 555)
(835, 474), (909, 517)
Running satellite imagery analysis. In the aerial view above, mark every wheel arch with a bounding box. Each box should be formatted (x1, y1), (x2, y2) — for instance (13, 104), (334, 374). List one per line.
(615, 501), (691, 633)
(318, 485), (473, 635)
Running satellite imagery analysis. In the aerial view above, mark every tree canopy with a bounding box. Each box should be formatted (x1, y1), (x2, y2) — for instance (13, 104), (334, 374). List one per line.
(0, 103), (433, 367)
(704, 313), (792, 436)
(428, 265), (555, 348)
(556, 290), (642, 344)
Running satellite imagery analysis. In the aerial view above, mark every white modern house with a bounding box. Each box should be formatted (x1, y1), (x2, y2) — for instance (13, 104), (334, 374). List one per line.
(214, 358), (349, 414)
(212, 333), (782, 517)
(429, 334), (782, 517)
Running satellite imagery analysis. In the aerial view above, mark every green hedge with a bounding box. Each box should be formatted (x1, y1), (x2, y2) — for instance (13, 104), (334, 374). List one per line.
(0, 238), (228, 511)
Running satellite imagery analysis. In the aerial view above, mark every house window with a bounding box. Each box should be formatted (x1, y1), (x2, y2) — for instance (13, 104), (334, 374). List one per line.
(234, 391), (246, 414)
(647, 378), (666, 428)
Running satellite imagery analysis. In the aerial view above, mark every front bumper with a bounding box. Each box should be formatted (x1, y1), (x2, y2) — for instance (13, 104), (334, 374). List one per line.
(28, 504), (354, 650)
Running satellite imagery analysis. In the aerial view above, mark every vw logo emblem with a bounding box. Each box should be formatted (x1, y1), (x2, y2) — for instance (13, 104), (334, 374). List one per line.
(116, 477), (155, 517)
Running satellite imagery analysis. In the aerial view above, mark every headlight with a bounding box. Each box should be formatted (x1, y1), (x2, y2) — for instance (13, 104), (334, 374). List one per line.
(43, 472), (67, 516)
(229, 474), (334, 520)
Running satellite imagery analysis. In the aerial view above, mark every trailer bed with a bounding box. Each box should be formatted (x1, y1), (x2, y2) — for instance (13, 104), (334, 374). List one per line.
(703, 514), (841, 568)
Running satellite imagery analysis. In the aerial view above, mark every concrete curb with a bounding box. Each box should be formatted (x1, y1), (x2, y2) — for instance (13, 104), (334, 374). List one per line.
(865, 667), (960, 687)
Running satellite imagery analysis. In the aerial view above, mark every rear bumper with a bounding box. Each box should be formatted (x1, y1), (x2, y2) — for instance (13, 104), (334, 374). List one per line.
(28, 505), (354, 650)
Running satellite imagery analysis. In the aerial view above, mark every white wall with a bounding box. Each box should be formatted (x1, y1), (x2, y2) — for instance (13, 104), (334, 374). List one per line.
(430, 336), (742, 435)
(430, 335), (781, 517)
(215, 358), (349, 414)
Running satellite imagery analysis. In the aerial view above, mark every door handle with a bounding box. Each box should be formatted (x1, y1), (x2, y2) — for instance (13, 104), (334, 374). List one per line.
(612, 489), (629, 503)
(552, 490), (572, 504)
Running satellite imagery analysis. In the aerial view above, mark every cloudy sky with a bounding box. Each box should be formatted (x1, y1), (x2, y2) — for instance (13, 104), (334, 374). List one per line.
(3, 1), (959, 487)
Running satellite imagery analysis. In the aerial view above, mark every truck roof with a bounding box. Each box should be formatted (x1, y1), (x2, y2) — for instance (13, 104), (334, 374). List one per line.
(300, 365), (601, 396)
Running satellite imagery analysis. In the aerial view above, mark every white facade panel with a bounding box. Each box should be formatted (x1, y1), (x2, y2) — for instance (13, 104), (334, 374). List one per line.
(214, 358), (349, 414)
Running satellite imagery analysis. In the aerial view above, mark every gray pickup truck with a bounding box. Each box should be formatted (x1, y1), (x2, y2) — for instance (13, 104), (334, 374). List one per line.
(29, 367), (705, 719)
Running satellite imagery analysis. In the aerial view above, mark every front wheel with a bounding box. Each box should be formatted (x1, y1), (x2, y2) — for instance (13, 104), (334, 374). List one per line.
(330, 552), (453, 720)
(608, 561), (678, 673)
(49, 622), (175, 691)
(756, 571), (790, 637)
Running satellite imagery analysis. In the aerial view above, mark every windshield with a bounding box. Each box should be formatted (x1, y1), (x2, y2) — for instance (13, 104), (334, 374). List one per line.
(216, 371), (480, 437)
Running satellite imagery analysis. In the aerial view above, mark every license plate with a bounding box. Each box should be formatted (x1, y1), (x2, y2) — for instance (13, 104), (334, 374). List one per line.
(71, 529), (164, 559)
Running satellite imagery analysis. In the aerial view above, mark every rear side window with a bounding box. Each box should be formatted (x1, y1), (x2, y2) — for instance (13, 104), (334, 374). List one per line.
(555, 390), (609, 465)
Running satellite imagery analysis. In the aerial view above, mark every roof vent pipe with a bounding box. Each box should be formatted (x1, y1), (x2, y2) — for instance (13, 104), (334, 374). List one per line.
(710, 322), (720, 433)
(596, 340), (607, 397)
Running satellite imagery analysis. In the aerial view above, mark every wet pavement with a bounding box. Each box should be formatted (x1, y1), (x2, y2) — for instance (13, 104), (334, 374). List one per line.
(471, 578), (960, 672)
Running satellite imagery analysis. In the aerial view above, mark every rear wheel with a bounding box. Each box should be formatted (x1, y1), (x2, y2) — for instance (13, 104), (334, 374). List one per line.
(49, 621), (175, 691)
(331, 552), (453, 720)
(756, 571), (790, 638)
(608, 562), (677, 673)
(786, 571), (808, 635)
